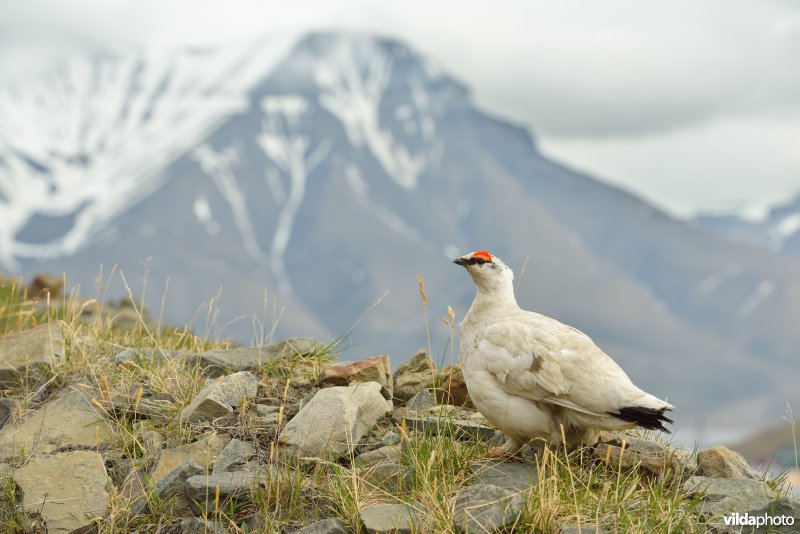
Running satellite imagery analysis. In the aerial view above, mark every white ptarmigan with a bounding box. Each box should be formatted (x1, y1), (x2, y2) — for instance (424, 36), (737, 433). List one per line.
(454, 249), (673, 454)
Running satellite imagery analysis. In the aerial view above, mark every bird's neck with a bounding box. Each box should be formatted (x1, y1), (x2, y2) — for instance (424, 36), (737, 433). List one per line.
(470, 281), (519, 313)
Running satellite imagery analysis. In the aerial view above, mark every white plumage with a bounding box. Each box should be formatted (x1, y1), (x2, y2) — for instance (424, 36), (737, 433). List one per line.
(454, 250), (673, 455)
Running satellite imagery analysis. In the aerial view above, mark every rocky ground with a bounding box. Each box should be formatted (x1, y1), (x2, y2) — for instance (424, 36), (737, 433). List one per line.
(0, 279), (798, 533)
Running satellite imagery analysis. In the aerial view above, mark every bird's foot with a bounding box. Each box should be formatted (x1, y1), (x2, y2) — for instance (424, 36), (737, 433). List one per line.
(486, 437), (524, 460)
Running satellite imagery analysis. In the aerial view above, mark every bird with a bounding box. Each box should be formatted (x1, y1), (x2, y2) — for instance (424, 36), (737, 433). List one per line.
(454, 249), (673, 456)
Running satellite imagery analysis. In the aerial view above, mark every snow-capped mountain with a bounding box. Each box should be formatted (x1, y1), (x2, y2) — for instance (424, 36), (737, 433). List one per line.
(693, 195), (800, 254)
(4, 33), (800, 440)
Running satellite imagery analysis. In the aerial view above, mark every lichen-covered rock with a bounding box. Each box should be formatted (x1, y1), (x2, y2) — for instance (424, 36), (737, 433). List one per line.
(323, 355), (393, 398)
(180, 371), (258, 422)
(0, 389), (111, 459)
(393, 350), (434, 402)
(696, 445), (759, 479)
(452, 484), (522, 533)
(0, 321), (65, 387)
(14, 450), (111, 534)
(360, 503), (418, 533)
(279, 382), (391, 460)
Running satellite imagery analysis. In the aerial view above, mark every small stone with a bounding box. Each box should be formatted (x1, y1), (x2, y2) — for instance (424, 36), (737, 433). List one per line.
(683, 476), (776, 520)
(181, 517), (226, 534)
(592, 442), (687, 477)
(130, 460), (204, 516)
(142, 429), (166, 455)
(405, 389), (436, 412)
(393, 350), (435, 402)
(0, 389), (112, 458)
(255, 404), (279, 416)
(213, 438), (257, 474)
(191, 337), (327, 375)
(381, 430), (401, 447)
(360, 503), (418, 533)
(354, 445), (402, 467)
(453, 484), (522, 533)
(292, 518), (348, 534)
(150, 433), (229, 484)
(323, 355), (393, 398)
(279, 382), (392, 460)
(185, 470), (268, 513)
(14, 450), (112, 534)
(181, 371), (258, 423)
(470, 461), (538, 492)
(696, 445), (759, 479)
(0, 321), (65, 387)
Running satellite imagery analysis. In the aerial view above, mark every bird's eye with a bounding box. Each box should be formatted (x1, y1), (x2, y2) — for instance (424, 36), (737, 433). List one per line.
(491, 264), (497, 270)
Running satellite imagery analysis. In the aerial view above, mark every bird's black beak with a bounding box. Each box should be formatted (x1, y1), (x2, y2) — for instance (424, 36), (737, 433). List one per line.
(453, 257), (468, 266)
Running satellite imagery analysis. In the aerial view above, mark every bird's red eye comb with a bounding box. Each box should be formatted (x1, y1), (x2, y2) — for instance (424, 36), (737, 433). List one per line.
(472, 250), (493, 262)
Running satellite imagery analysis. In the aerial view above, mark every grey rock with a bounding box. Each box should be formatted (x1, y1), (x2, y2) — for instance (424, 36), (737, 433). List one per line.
(141, 429), (165, 455)
(354, 445), (402, 467)
(112, 347), (179, 365)
(470, 460), (538, 492)
(131, 460), (203, 516)
(255, 403), (279, 416)
(279, 382), (391, 460)
(749, 497), (800, 533)
(181, 517), (226, 534)
(696, 445), (760, 479)
(185, 470), (268, 513)
(360, 503), (418, 533)
(150, 433), (229, 484)
(14, 450), (111, 534)
(181, 371), (258, 423)
(213, 438), (257, 474)
(190, 337), (327, 375)
(0, 398), (15, 429)
(402, 415), (497, 441)
(452, 484), (522, 533)
(0, 321), (65, 386)
(381, 430), (401, 447)
(393, 350), (435, 402)
(293, 518), (348, 534)
(560, 524), (608, 534)
(405, 388), (436, 412)
(683, 476), (776, 520)
(0, 389), (112, 458)
(358, 462), (411, 490)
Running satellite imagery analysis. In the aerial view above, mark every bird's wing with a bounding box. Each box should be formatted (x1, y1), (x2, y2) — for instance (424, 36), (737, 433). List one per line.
(477, 313), (643, 416)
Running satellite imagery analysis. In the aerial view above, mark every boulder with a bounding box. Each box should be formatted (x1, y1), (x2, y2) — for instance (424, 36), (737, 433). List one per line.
(150, 433), (229, 484)
(181, 371), (258, 423)
(293, 518), (348, 533)
(452, 484), (522, 533)
(393, 350), (435, 402)
(696, 445), (759, 479)
(190, 337), (327, 375)
(0, 321), (65, 387)
(14, 450), (111, 534)
(279, 382), (391, 460)
(323, 355), (393, 398)
(360, 503), (418, 533)
(0, 389), (111, 459)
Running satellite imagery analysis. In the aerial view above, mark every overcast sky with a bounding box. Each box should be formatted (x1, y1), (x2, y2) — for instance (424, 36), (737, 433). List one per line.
(4, 0), (799, 218)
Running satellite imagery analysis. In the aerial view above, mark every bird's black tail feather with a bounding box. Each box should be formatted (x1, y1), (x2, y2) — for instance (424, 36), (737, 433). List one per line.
(612, 406), (674, 433)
